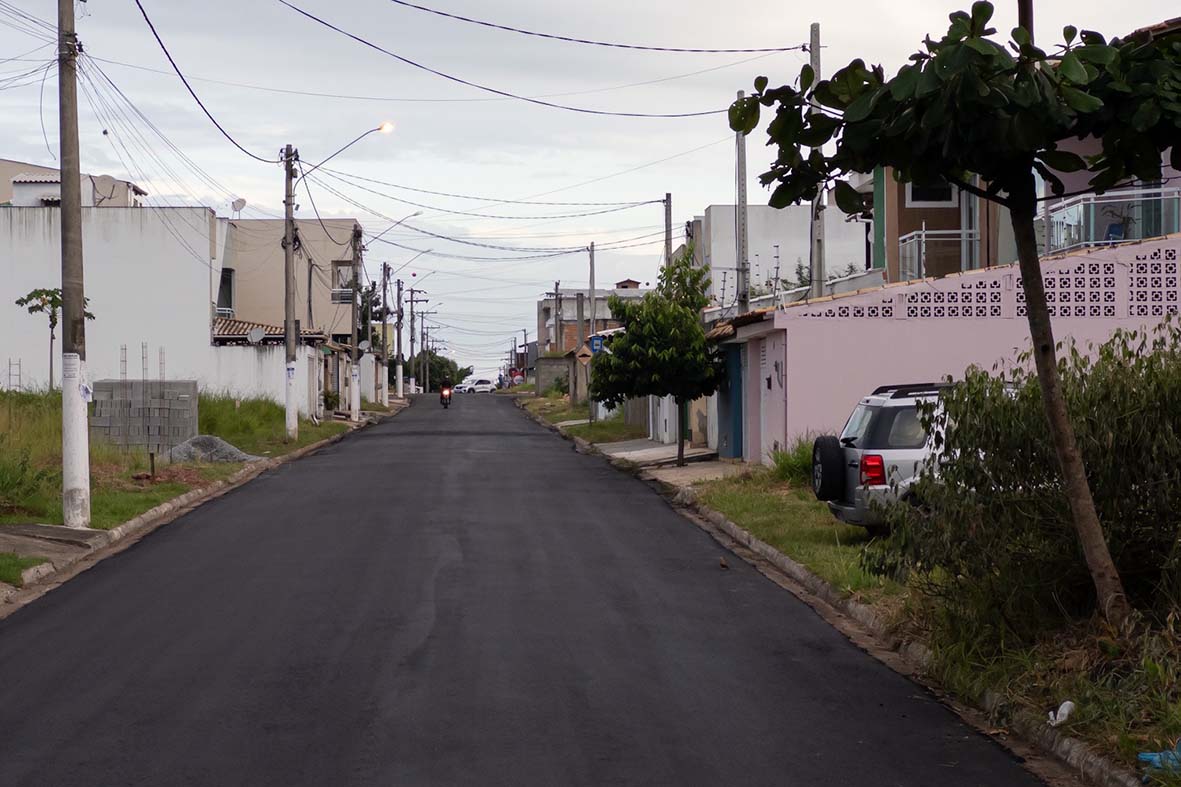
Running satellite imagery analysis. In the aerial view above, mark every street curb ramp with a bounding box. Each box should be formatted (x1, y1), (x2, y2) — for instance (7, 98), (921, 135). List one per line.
(0, 400), (412, 621)
(515, 396), (1141, 787)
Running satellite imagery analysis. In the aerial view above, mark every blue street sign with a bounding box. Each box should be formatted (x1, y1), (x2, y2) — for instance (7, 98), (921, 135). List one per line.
(590, 335), (604, 353)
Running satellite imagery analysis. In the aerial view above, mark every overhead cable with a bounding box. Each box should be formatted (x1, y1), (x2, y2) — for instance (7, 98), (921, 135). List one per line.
(385, 0), (808, 54)
(279, 1), (726, 118)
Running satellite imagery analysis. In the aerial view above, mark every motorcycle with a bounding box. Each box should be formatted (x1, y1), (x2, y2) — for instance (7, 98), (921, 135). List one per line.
(440, 387), (452, 408)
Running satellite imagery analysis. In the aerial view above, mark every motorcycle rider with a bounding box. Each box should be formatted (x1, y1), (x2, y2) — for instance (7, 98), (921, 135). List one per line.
(439, 375), (453, 404)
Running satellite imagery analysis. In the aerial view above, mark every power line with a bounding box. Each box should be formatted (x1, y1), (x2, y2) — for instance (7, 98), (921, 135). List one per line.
(298, 163), (355, 247)
(131, 0), (279, 163)
(88, 49), (783, 104)
(279, 1), (727, 119)
(385, 0), (808, 54)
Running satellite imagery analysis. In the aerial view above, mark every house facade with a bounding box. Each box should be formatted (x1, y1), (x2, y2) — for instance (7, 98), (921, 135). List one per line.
(536, 279), (649, 355)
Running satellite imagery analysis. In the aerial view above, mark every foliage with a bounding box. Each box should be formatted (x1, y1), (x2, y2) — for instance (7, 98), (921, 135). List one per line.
(564, 412), (647, 444)
(323, 389), (341, 411)
(400, 350), (473, 392)
(865, 322), (1181, 645)
(729, 1), (1181, 211)
(770, 436), (813, 487)
(590, 244), (724, 409)
(0, 553), (46, 587)
(0, 435), (49, 514)
(198, 394), (345, 456)
(14, 287), (94, 332)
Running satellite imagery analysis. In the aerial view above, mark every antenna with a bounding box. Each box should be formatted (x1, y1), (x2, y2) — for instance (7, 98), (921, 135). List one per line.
(231, 197), (246, 218)
(246, 326), (265, 345)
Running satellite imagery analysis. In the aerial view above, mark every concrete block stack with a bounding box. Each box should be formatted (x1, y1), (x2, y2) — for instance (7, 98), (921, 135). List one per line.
(90, 380), (199, 456)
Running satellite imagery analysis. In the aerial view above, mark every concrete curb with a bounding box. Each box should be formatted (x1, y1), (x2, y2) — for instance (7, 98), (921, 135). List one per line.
(644, 477), (1142, 787)
(0, 401), (411, 620)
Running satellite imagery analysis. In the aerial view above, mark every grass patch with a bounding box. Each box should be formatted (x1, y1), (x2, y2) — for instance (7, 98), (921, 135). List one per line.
(496, 383), (534, 394)
(0, 553), (46, 586)
(361, 398), (391, 413)
(523, 395), (590, 425)
(565, 415), (647, 444)
(770, 436), (813, 486)
(696, 471), (900, 603)
(198, 394), (347, 457)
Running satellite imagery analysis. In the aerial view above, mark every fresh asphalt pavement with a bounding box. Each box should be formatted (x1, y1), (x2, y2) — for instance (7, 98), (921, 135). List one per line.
(0, 394), (1052, 786)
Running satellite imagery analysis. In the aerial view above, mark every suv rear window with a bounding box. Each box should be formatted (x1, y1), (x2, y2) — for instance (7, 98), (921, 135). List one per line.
(842, 404), (927, 449)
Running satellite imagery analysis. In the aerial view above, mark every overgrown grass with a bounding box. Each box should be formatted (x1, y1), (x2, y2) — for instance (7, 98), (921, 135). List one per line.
(696, 471), (900, 603)
(0, 553), (46, 586)
(496, 383), (535, 394)
(0, 391), (344, 530)
(198, 394), (346, 457)
(565, 414), (647, 444)
(770, 436), (813, 486)
(523, 394), (590, 425)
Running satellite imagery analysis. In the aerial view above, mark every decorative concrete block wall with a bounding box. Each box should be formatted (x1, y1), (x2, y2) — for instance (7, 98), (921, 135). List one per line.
(90, 380), (198, 456)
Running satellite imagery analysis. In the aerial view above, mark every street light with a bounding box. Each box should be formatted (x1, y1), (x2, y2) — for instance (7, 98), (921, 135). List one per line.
(295, 122), (395, 185)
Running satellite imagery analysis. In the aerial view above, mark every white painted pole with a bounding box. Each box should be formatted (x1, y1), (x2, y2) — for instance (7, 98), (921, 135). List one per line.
(282, 144), (299, 440)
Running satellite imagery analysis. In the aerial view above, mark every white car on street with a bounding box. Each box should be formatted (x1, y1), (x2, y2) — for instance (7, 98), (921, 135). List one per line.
(471, 379), (496, 393)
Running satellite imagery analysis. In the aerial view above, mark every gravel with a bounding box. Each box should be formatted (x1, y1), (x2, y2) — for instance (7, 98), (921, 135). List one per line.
(167, 435), (261, 464)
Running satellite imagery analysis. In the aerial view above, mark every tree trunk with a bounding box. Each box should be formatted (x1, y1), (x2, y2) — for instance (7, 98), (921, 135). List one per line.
(1009, 171), (1131, 625)
(676, 398), (686, 467)
(49, 329), (55, 392)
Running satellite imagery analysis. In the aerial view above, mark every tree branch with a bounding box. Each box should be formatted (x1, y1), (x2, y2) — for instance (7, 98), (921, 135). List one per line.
(946, 174), (1012, 208)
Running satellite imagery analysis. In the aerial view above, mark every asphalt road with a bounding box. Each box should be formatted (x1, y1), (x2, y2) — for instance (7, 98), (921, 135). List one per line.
(0, 395), (1049, 786)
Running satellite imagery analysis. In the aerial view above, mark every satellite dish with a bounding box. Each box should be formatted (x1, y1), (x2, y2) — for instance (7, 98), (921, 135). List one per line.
(231, 198), (247, 213)
(358, 340), (371, 351)
(246, 327), (265, 345)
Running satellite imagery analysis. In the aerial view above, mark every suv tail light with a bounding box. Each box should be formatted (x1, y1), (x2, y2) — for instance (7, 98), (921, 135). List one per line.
(860, 454), (886, 486)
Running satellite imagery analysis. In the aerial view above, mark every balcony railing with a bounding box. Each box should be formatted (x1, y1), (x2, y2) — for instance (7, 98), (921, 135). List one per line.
(215, 306), (234, 319)
(1046, 186), (1181, 254)
(898, 226), (980, 281)
(330, 288), (354, 305)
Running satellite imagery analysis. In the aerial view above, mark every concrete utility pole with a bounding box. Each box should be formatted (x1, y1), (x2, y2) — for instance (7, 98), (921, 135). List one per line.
(395, 278), (404, 398)
(574, 293), (586, 404)
(349, 226), (362, 422)
(588, 243), (596, 335)
(736, 91), (750, 315)
(380, 262), (389, 406)
(664, 192), (673, 264)
(422, 324), (430, 393)
(281, 144), (299, 441)
(553, 281), (563, 353)
(407, 290), (426, 393)
(58, 0), (90, 528)
(808, 23), (827, 300)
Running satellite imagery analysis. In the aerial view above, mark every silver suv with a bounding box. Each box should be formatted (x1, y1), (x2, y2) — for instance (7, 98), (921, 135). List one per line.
(812, 384), (945, 535)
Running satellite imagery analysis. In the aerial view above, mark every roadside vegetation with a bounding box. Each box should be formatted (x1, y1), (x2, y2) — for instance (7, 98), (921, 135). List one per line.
(564, 413), (647, 444)
(0, 552), (46, 587)
(1, 391), (343, 531)
(523, 392), (589, 425)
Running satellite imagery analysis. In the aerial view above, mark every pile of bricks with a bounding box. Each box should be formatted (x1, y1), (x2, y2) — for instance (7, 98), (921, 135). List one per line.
(90, 380), (198, 456)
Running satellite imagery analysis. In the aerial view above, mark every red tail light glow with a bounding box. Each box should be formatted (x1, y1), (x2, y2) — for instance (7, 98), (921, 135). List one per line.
(860, 454), (886, 486)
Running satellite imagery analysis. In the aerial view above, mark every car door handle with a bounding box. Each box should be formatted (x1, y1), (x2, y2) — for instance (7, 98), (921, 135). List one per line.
(847, 461), (859, 468)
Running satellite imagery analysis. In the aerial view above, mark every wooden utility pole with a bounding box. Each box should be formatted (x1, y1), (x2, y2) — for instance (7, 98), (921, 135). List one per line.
(282, 143), (299, 440)
(808, 23), (826, 300)
(349, 226), (362, 421)
(58, 0), (90, 527)
(736, 91), (750, 314)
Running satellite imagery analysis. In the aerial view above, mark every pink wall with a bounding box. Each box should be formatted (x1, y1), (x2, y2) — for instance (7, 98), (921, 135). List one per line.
(773, 235), (1180, 442)
(744, 339), (763, 463)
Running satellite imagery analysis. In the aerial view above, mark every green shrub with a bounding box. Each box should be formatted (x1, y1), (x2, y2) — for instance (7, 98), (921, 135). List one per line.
(323, 390), (340, 411)
(0, 435), (50, 513)
(865, 321), (1181, 648)
(770, 436), (814, 487)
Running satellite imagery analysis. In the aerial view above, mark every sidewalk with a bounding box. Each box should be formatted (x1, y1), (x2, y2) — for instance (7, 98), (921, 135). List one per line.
(596, 438), (718, 468)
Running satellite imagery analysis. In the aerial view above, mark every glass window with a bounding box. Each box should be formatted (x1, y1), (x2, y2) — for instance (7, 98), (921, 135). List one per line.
(907, 179), (957, 206)
(884, 406), (927, 448)
(840, 404), (878, 445)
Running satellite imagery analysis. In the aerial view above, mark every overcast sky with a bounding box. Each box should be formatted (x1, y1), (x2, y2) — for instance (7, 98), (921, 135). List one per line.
(1, 0), (1174, 373)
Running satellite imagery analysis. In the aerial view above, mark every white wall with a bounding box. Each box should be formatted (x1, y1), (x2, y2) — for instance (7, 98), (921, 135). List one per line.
(2, 207), (226, 390)
(700, 204), (871, 303)
(204, 344), (319, 416)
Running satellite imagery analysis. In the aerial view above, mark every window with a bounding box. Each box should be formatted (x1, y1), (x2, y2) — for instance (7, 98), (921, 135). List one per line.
(906, 179), (958, 208)
(884, 407), (926, 449)
(331, 261), (353, 304)
(840, 405), (878, 445)
(216, 269), (234, 318)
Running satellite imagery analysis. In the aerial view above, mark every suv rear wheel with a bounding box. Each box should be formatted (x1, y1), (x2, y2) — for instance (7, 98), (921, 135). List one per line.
(812, 436), (845, 501)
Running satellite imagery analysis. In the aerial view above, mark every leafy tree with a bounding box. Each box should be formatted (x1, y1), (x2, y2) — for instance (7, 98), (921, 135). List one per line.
(590, 245), (724, 465)
(793, 258), (811, 290)
(360, 282), (391, 351)
(729, 1), (1181, 624)
(398, 350), (472, 392)
(14, 288), (94, 391)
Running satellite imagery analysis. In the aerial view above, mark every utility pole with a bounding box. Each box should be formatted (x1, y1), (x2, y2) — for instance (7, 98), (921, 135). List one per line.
(575, 293), (586, 404)
(407, 289), (425, 392)
(422, 324), (430, 393)
(349, 226), (362, 422)
(380, 262), (389, 406)
(395, 278), (404, 398)
(58, 0), (89, 527)
(664, 192), (673, 265)
(553, 281), (563, 353)
(588, 243), (596, 335)
(521, 328), (528, 380)
(281, 144), (299, 441)
(736, 91), (750, 314)
(808, 23), (826, 300)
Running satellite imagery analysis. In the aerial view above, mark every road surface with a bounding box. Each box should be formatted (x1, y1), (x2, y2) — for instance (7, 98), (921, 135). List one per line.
(0, 395), (1050, 786)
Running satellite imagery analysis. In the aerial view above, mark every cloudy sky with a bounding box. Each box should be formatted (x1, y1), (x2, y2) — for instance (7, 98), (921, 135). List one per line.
(1, 0), (1174, 373)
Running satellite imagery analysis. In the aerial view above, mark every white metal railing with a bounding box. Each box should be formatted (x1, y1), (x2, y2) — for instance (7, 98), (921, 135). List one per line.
(1046, 186), (1181, 254)
(330, 288), (354, 305)
(898, 225), (981, 281)
(215, 306), (234, 319)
